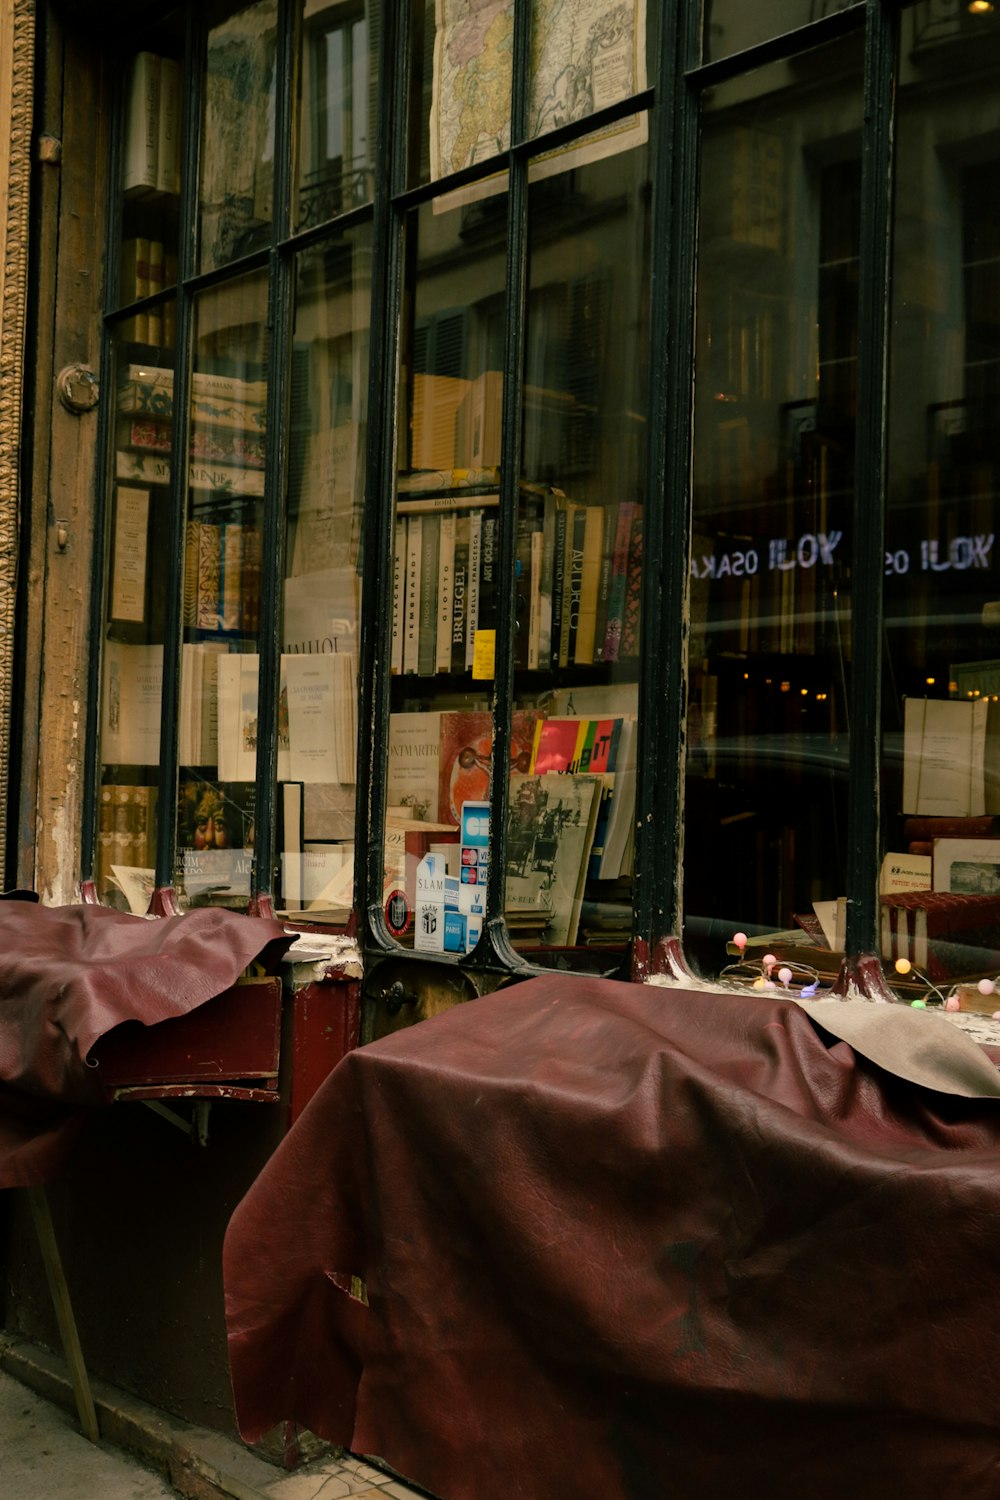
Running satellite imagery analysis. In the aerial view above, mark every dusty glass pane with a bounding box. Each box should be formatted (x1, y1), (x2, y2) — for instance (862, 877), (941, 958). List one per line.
(276, 230), (371, 919)
(174, 272), (269, 911)
(703, 1), (862, 64)
(881, 7), (1000, 1002)
(683, 39), (863, 986)
(198, 0), (278, 272)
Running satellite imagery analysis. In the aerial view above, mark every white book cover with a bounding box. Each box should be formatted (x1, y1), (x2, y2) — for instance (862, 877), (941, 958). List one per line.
(387, 711), (441, 822)
(902, 697), (987, 818)
(110, 485), (150, 623)
(284, 654), (341, 783)
(403, 515), (422, 674)
(101, 641), (163, 766)
(436, 511), (457, 673)
(391, 518), (406, 675)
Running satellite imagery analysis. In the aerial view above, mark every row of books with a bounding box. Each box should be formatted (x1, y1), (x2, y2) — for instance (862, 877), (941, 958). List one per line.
(183, 514), (262, 637)
(123, 51), (181, 199)
(390, 490), (644, 676)
(121, 238), (177, 346)
(119, 416), (267, 472)
(102, 639), (358, 787)
(96, 782), (159, 894)
(118, 364), (267, 436)
(387, 707), (636, 885)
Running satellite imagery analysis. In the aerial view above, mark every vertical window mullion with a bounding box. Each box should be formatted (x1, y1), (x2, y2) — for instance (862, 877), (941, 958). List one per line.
(843, 0), (896, 963)
(639, 0), (701, 978)
(151, 9), (201, 911)
(478, 0), (533, 967)
(358, 0), (408, 945)
(250, 0), (298, 913)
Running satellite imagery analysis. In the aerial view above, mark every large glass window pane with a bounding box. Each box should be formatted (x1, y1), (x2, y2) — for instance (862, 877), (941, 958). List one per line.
(277, 230), (370, 920)
(198, 0), (278, 272)
(175, 273), (269, 911)
(703, 1), (862, 64)
(409, 0), (513, 189)
(294, 0), (380, 230)
(383, 195), (507, 950)
(96, 328), (180, 912)
(505, 125), (650, 968)
(683, 40), (863, 985)
(881, 7), (1000, 1003)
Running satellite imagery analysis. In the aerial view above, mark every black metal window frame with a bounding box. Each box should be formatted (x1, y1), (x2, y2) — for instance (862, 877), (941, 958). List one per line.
(83, 0), (902, 990)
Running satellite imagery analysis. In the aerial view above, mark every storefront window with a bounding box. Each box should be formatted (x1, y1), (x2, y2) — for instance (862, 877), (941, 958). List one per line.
(881, 4), (1000, 1001)
(684, 39), (863, 981)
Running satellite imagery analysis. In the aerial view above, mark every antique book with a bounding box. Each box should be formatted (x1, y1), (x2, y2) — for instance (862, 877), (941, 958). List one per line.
(122, 52), (161, 196)
(387, 711), (442, 823)
(506, 772), (603, 946)
(902, 697), (987, 819)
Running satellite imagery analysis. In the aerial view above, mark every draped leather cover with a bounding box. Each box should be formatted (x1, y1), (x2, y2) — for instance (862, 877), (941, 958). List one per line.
(225, 976), (1000, 1500)
(0, 902), (289, 1187)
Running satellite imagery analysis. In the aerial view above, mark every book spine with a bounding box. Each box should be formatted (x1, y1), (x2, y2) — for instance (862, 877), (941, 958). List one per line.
(183, 520), (200, 627)
(451, 517), (470, 674)
(574, 505), (604, 665)
(527, 525), (544, 671)
(121, 237), (150, 343)
(391, 518), (405, 675)
(603, 499), (635, 662)
(436, 512), (456, 673)
(123, 52), (160, 196)
(538, 495), (556, 666)
(551, 504), (568, 669)
(196, 522), (222, 632)
(477, 510), (498, 637)
(220, 522), (244, 634)
(565, 507), (586, 667)
(465, 510), (483, 670)
(418, 514), (440, 677)
(403, 515), (422, 675)
(592, 502), (616, 664)
(147, 239), (164, 346)
(156, 58), (180, 195)
(115, 450), (266, 496)
(620, 504), (644, 658)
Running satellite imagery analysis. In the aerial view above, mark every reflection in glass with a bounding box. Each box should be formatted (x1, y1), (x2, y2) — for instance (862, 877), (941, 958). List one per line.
(277, 231), (370, 919)
(683, 43), (862, 984)
(702, 0), (862, 64)
(385, 196), (507, 947)
(97, 324), (183, 911)
(295, 0), (379, 230)
(881, 13), (1000, 1000)
(198, 0), (278, 272)
(409, 0), (513, 188)
(175, 273), (269, 910)
(505, 128), (650, 968)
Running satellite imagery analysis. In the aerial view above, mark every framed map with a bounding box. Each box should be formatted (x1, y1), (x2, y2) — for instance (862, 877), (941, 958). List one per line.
(430, 0), (647, 207)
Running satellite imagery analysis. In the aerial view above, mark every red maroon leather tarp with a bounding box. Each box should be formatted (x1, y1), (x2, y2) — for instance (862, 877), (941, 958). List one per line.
(225, 975), (1000, 1500)
(0, 902), (289, 1187)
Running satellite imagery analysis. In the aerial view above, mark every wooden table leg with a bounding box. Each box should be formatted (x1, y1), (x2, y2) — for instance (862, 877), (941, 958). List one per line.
(25, 1184), (100, 1442)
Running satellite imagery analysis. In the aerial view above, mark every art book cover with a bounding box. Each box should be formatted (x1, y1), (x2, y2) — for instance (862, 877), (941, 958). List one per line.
(438, 708), (544, 826)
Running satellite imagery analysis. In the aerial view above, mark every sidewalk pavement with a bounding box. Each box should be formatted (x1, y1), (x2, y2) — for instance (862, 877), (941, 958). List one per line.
(0, 1336), (436, 1500)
